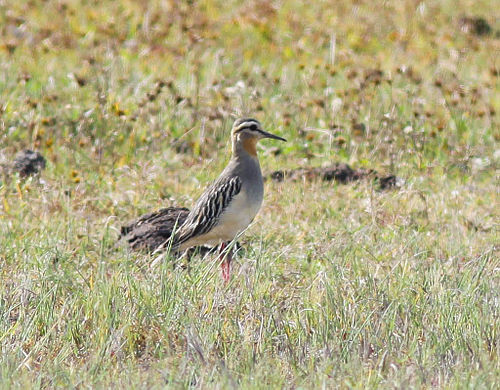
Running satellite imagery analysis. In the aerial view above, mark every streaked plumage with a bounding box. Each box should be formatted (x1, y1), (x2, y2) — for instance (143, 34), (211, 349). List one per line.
(174, 176), (242, 248)
(120, 207), (189, 252)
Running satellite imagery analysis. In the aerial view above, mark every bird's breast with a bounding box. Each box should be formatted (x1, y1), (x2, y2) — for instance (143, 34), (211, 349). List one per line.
(217, 188), (263, 237)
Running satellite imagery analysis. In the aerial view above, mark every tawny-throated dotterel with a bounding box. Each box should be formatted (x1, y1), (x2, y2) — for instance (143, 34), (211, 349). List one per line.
(154, 118), (286, 282)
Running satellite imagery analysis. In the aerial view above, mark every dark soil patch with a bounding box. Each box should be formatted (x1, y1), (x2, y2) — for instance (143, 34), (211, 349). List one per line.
(459, 16), (492, 36)
(268, 163), (401, 190)
(12, 150), (46, 177)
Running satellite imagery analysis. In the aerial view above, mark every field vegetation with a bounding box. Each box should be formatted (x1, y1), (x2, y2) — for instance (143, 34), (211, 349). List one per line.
(0, 0), (498, 388)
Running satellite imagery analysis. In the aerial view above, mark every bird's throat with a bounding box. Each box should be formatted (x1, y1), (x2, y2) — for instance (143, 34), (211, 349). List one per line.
(241, 138), (258, 156)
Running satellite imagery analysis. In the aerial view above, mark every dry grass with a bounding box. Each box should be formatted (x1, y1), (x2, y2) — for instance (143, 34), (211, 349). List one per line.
(0, 0), (498, 388)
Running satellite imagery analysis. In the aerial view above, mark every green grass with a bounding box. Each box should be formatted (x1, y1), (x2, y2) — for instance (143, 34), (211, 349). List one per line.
(0, 0), (498, 388)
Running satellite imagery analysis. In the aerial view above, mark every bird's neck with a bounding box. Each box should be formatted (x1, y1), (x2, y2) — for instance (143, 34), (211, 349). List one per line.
(232, 138), (258, 159)
(227, 140), (263, 185)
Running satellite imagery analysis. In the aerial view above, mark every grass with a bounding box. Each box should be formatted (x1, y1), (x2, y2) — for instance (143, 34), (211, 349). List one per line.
(0, 0), (498, 388)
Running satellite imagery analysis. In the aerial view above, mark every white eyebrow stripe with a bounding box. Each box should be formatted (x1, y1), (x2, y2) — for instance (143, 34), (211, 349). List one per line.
(234, 120), (261, 132)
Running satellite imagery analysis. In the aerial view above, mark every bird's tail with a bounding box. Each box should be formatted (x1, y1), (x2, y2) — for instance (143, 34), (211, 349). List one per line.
(151, 216), (184, 256)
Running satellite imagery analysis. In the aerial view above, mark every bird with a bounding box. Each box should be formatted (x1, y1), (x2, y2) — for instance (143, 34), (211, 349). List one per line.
(154, 118), (286, 282)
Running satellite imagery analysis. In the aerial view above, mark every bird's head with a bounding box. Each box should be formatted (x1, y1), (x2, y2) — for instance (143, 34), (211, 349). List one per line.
(231, 118), (286, 157)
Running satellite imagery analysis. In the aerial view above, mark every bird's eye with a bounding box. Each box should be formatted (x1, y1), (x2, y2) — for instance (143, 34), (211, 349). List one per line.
(250, 124), (258, 131)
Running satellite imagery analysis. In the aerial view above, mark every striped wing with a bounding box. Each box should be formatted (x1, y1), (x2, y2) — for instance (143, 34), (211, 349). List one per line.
(174, 175), (242, 247)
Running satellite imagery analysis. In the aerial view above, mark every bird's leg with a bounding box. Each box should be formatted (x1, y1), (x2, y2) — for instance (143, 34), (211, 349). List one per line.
(219, 241), (232, 283)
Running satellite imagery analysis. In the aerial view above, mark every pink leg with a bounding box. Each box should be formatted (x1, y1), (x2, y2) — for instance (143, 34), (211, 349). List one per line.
(219, 242), (232, 283)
